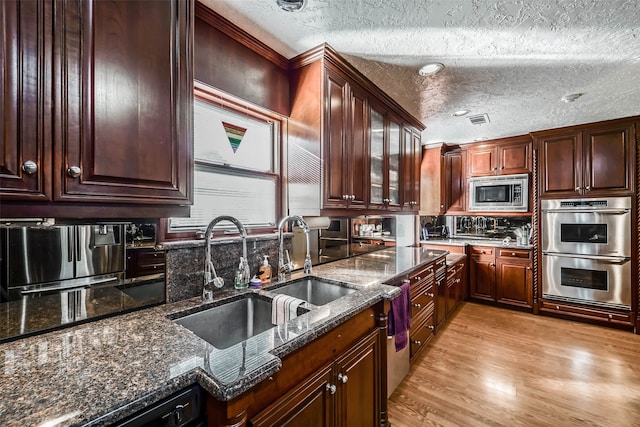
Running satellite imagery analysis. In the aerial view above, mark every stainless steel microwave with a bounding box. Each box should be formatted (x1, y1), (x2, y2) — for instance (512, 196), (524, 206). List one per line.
(468, 173), (529, 212)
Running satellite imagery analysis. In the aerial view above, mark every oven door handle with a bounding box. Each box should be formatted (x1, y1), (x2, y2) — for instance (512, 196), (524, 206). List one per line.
(542, 252), (630, 263)
(542, 209), (630, 214)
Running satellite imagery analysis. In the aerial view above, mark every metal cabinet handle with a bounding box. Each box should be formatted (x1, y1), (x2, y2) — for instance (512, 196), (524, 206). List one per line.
(455, 279), (461, 283)
(351, 195), (355, 200)
(511, 252), (516, 256)
(500, 166), (505, 169)
(326, 384), (337, 394)
(338, 373), (348, 384)
(427, 292), (434, 298)
(22, 160), (38, 175)
(585, 186), (591, 191)
(489, 263), (495, 267)
(427, 325), (434, 330)
(67, 166), (82, 178)
(413, 340), (422, 346)
(413, 303), (422, 309)
(575, 186), (581, 191)
(417, 276), (421, 281)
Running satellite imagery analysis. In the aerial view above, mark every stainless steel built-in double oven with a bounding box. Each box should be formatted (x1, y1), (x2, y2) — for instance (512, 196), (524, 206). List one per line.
(541, 197), (632, 310)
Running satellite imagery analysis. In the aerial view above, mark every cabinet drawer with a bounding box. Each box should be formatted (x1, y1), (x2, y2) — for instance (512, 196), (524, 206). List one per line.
(539, 299), (633, 326)
(497, 248), (531, 259)
(409, 263), (434, 285)
(410, 314), (434, 359)
(410, 283), (435, 318)
(470, 246), (494, 256)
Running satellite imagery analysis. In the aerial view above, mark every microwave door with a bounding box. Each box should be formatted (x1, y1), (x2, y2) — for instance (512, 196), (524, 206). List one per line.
(75, 225), (125, 278)
(6, 226), (75, 287)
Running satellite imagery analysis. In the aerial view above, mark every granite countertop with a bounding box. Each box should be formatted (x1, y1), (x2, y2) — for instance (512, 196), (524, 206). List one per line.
(445, 253), (467, 266)
(420, 237), (534, 250)
(0, 247), (445, 427)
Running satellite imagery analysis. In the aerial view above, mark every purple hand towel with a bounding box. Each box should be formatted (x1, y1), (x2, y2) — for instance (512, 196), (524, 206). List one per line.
(388, 280), (411, 351)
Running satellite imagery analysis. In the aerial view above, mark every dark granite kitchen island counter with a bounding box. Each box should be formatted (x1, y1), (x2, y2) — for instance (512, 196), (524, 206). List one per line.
(0, 247), (446, 427)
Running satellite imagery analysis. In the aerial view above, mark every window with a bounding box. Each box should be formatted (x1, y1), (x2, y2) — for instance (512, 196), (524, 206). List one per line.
(165, 84), (283, 238)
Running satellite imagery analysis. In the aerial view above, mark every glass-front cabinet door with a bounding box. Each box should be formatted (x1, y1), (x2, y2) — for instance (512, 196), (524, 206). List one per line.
(388, 119), (401, 207)
(369, 108), (385, 206)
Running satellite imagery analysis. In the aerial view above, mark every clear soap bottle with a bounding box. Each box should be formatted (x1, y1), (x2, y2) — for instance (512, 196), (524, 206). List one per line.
(234, 257), (249, 290)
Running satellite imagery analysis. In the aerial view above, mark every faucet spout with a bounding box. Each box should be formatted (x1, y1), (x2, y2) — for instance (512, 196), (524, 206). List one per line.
(202, 216), (249, 301)
(277, 215), (312, 281)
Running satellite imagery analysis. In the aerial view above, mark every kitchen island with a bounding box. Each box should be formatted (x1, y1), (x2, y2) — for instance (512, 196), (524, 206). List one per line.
(0, 247), (447, 427)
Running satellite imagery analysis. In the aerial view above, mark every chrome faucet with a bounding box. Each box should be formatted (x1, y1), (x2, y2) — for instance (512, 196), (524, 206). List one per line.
(277, 215), (312, 281)
(202, 215), (249, 301)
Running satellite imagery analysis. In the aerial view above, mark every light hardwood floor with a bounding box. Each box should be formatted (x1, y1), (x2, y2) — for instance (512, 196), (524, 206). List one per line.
(388, 302), (640, 426)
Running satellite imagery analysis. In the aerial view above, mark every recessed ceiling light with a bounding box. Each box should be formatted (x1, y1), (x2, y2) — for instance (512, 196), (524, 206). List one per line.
(561, 93), (583, 103)
(418, 63), (444, 77)
(276, 0), (306, 12)
(451, 110), (470, 117)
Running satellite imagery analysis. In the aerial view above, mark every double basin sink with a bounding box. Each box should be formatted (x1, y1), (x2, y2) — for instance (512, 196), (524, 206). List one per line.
(173, 277), (355, 349)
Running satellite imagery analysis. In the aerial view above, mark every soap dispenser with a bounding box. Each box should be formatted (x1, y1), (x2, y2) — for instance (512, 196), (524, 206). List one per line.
(234, 257), (250, 290)
(258, 255), (272, 284)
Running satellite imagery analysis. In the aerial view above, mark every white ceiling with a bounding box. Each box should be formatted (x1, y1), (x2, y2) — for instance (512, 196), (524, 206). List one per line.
(202, 0), (640, 145)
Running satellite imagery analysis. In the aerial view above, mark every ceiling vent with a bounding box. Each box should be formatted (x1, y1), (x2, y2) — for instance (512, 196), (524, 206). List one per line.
(468, 113), (490, 125)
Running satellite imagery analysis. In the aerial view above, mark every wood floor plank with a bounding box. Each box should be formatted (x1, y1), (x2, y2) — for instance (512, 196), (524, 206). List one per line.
(388, 302), (640, 427)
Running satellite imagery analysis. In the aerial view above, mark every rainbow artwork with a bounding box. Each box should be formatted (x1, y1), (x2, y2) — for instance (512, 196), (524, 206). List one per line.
(222, 121), (247, 154)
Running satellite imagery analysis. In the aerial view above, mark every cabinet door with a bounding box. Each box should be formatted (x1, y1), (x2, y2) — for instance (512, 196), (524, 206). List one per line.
(369, 107), (385, 207)
(445, 151), (466, 213)
(53, 0), (192, 204)
(335, 330), (380, 427)
(538, 132), (582, 197)
(0, 0), (52, 201)
(419, 146), (444, 215)
(348, 86), (368, 207)
(498, 139), (531, 174)
(469, 255), (495, 301)
(387, 119), (401, 208)
(583, 122), (635, 196)
(251, 364), (335, 427)
(412, 131), (421, 210)
(496, 258), (532, 308)
(467, 146), (496, 176)
(324, 70), (349, 208)
(401, 127), (413, 209)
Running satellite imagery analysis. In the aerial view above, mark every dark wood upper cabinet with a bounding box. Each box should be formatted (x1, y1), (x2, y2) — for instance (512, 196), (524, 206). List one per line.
(0, 0), (52, 201)
(401, 127), (420, 211)
(54, 0), (193, 204)
(1, 0), (193, 218)
(535, 118), (636, 198)
(467, 136), (531, 177)
(288, 44), (424, 216)
(445, 150), (466, 213)
(323, 69), (368, 210)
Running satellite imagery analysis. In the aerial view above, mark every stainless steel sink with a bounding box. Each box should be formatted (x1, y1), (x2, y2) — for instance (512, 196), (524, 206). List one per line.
(174, 295), (276, 349)
(271, 278), (355, 306)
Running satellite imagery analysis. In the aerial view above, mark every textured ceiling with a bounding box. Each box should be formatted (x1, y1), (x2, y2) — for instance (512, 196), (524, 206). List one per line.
(201, 0), (640, 145)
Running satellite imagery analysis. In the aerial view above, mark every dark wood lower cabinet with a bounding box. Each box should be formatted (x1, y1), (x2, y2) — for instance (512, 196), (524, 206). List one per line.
(251, 329), (380, 427)
(206, 302), (388, 427)
(469, 247), (495, 301)
(250, 365), (334, 427)
(470, 246), (533, 309)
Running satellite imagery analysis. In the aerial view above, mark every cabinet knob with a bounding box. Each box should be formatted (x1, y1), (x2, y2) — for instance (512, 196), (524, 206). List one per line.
(22, 160), (38, 175)
(575, 186), (581, 191)
(585, 186), (591, 191)
(413, 303), (422, 309)
(455, 279), (461, 283)
(350, 194), (356, 200)
(427, 325), (434, 330)
(489, 263), (495, 267)
(326, 384), (337, 394)
(342, 194), (348, 200)
(427, 292), (434, 298)
(338, 373), (348, 384)
(67, 166), (82, 178)
(413, 340), (422, 346)
(526, 266), (532, 270)
(511, 252), (516, 256)
(417, 276), (421, 281)
(440, 204), (444, 208)
(500, 166), (505, 169)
